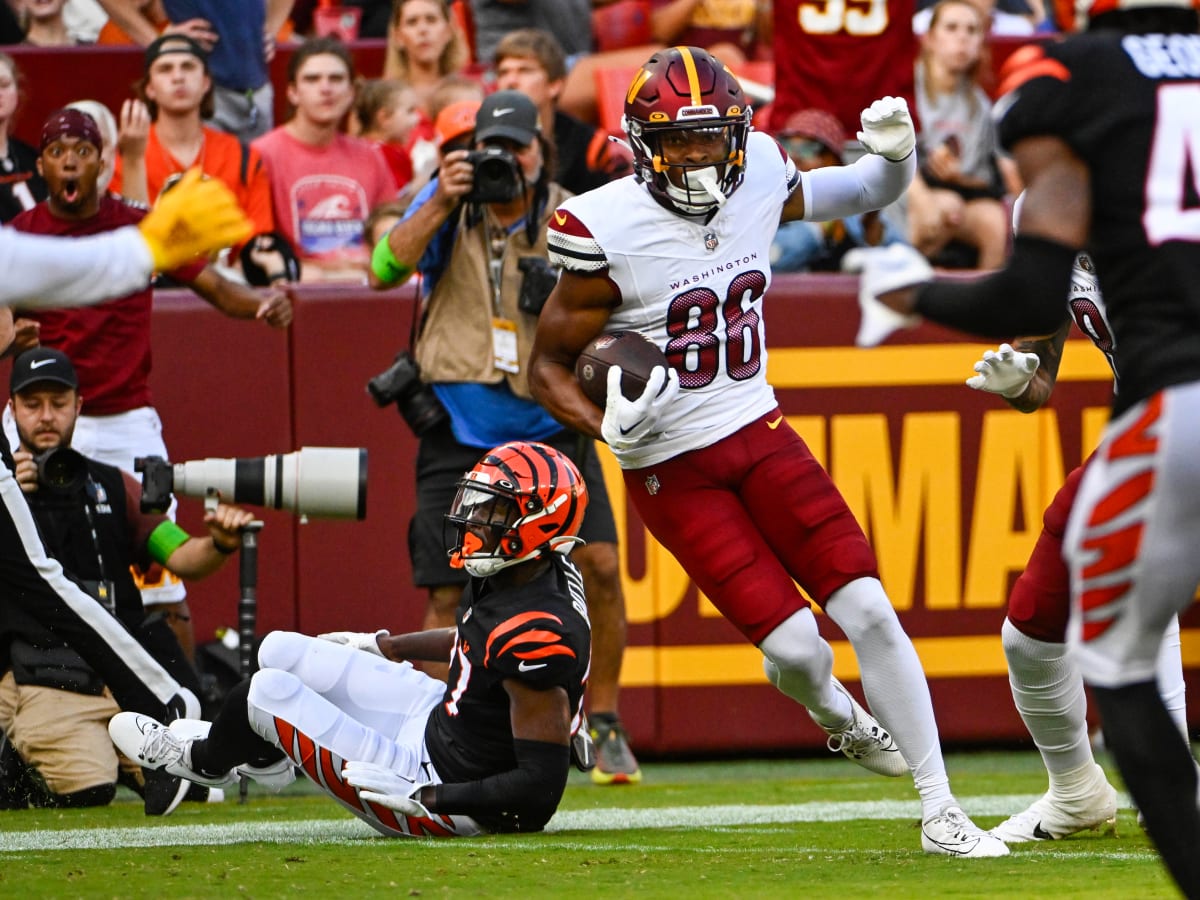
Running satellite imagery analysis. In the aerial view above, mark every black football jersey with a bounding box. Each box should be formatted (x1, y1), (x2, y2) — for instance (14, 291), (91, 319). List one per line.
(996, 31), (1200, 416)
(424, 553), (590, 786)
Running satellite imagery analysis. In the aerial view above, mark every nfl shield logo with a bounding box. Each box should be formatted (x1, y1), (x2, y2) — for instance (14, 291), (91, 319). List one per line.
(645, 474), (660, 495)
(704, 231), (719, 252)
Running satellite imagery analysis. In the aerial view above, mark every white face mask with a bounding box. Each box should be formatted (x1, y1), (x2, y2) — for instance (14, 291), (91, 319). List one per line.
(664, 164), (727, 215)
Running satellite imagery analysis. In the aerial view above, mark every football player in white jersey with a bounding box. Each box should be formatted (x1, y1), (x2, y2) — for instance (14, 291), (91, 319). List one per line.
(528, 45), (1008, 858)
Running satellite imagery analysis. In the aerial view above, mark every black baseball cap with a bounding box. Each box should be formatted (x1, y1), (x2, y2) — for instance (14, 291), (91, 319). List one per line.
(144, 33), (209, 73)
(474, 90), (541, 146)
(10, 348), (79, 395)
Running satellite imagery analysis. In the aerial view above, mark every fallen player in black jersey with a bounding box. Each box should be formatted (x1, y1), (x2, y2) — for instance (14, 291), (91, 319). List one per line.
(109, 440), (593, 836)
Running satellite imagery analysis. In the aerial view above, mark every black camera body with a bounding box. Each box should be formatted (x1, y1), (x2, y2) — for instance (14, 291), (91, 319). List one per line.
(465, 146), (522, 204)
(137, 455), (175, 514)
(517, 256), (560, 316)
(367, 352), (448, 436)
(35, 446), (88, 494)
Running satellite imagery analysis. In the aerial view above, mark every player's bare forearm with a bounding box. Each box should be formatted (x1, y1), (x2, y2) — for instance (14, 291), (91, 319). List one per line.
(529, 273), (616, 439)
(379, 627), (456, 663)
(1005, 325), (1068, 413)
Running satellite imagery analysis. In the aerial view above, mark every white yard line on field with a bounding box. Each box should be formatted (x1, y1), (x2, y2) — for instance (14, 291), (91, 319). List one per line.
(0, 793), (1138, 853)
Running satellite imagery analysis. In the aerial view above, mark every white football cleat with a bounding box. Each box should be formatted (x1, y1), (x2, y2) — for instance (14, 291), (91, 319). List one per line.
(922, 805), (1010, 857)
(169, 718), (295, 791)
(990, 777), (1118, 842)
(110, 713), (237, 790)
(239, 756), (297, 791)
(810, 678), (908, 777)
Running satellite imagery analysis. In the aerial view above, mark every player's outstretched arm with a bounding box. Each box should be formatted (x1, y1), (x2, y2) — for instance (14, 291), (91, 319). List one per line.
(856, 137), (1087, 347)
(138, 168), (253, 271)
(966, 324), (1069, 413)
(783, 97), (916, 224)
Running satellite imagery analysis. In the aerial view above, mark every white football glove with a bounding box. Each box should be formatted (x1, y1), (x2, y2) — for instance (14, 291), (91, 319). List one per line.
(342, 760), (432, 816)
(600, 364), (680, 453)
(857, 96), (916, 162)
(845, 244), (933, 347)
(966, 343), (1040, 398)
(316, 629), (388, 656)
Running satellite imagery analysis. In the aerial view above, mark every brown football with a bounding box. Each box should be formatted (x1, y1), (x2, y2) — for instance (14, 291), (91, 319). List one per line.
(575, 330), (670, 408)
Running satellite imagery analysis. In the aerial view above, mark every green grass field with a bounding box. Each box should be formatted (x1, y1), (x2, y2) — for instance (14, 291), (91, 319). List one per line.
(0, 749), (1180, 899)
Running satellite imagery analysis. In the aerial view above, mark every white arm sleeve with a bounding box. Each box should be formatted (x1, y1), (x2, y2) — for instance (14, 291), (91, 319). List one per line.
(798, 152), (916, 223)
(0, 225), (154, 308)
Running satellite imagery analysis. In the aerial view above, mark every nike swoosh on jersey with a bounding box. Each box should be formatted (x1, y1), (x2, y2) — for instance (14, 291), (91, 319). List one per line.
(554, 210), (567, 226)
(767, 415), (783, 430)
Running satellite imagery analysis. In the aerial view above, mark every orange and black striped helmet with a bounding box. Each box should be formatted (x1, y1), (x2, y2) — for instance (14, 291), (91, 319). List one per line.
(446, 441), (588, 577)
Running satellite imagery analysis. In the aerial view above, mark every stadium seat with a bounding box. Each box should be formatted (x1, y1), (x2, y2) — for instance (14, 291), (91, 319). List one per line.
(593, 0), (654, 53)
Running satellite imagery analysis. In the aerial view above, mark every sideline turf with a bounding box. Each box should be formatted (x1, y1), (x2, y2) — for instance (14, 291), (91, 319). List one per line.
(0, 751), (1178, 898)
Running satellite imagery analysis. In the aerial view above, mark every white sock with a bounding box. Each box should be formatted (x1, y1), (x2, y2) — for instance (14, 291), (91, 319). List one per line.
(824, 578), (952, 820)
(1001, 618), (1095, 785)
(1156, 615), (1190, 744)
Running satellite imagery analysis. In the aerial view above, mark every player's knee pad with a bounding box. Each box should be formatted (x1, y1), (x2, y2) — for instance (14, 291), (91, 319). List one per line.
(248, 667), (304, 707)
(823, 577), (903, 644)
(257, 631), (311, 672)
(759, 609), (832, 703)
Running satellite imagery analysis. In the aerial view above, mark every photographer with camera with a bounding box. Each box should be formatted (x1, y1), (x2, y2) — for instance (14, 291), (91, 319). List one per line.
(369, 90), (641, 785)
(0, 347), (254, 810)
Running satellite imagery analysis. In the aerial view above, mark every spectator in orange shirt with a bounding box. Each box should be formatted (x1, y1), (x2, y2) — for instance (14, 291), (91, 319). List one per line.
(111, 35), (288, 282)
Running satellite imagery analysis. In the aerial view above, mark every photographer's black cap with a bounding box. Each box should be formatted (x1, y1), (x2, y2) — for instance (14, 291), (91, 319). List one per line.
(10, 348), (79, 395)
(474, 90), (541, 147)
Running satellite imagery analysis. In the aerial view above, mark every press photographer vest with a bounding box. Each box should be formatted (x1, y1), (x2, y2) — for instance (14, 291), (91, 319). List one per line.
(414, 183), (571, 399)
(7, 459), (143, 693)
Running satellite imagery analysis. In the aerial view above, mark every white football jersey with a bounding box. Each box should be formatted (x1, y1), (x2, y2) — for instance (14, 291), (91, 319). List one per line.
(1067, 252), (1118, 385)
(549, 131), (799, 468)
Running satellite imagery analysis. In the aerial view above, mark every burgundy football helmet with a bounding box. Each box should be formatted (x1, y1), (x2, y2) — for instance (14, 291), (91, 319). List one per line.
(622, 46), (751, 218)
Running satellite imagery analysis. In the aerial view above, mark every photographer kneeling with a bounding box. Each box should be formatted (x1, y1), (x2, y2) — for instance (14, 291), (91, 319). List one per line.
(368, 92), (640, 783)
(0, 348), (254, 808)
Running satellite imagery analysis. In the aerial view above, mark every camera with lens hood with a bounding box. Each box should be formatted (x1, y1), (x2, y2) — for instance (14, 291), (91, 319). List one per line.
(136, 447), (367, 519)
(34, 446), (88, 493)
(465, 146), (522, 204)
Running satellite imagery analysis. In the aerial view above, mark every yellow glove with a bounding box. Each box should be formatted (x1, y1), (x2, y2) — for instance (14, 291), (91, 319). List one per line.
(137, 168), (253, 272)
